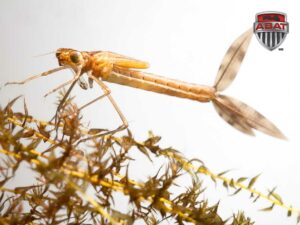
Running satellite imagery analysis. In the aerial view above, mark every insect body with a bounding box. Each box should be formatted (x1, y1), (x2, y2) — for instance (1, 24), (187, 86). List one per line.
(5, 29), (286, 139)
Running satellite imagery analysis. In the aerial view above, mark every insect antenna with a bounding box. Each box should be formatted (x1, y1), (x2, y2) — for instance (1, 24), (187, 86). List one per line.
(33, 50), (57, 58)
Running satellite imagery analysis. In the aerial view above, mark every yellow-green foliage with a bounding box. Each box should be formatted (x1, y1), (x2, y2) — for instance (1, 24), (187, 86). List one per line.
(0, 94), (298, 225)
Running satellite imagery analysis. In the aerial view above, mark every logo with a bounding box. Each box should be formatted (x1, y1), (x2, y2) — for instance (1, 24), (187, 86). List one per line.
(253, 11), (289, 51)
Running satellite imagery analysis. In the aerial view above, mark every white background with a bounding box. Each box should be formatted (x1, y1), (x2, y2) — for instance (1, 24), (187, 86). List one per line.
(0, 1), (299, 224)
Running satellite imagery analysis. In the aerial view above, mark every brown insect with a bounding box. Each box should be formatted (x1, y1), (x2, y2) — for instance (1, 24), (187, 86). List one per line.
(5, 28), (286, 139)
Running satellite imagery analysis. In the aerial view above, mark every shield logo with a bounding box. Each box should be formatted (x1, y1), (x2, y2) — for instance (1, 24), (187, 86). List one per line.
(253, 11), (289, 51)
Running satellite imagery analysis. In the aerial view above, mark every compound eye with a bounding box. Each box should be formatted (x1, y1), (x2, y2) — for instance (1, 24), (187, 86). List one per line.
(70, 52), (81, 64)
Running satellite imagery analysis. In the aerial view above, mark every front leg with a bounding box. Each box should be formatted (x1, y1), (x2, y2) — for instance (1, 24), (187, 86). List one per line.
(5, 67), (67, 86)
(44, 79), (74, 97)
(44, 68), (86, 97)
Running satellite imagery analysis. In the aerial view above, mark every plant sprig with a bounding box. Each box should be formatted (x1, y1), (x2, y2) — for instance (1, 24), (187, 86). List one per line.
(0, 94), (297, 224)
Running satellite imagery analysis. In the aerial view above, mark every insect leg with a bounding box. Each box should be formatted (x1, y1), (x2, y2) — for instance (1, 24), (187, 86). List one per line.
(44, 79), (75, 97)
(90, 74), (128, 129)
(78, 94), (108, 111)
(51, 68), (83, 125)
(5, 67), (67, 86)
(45, 72), (89, 98)
(79, 74), (128, 141)
(77, 72), (108, 111)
